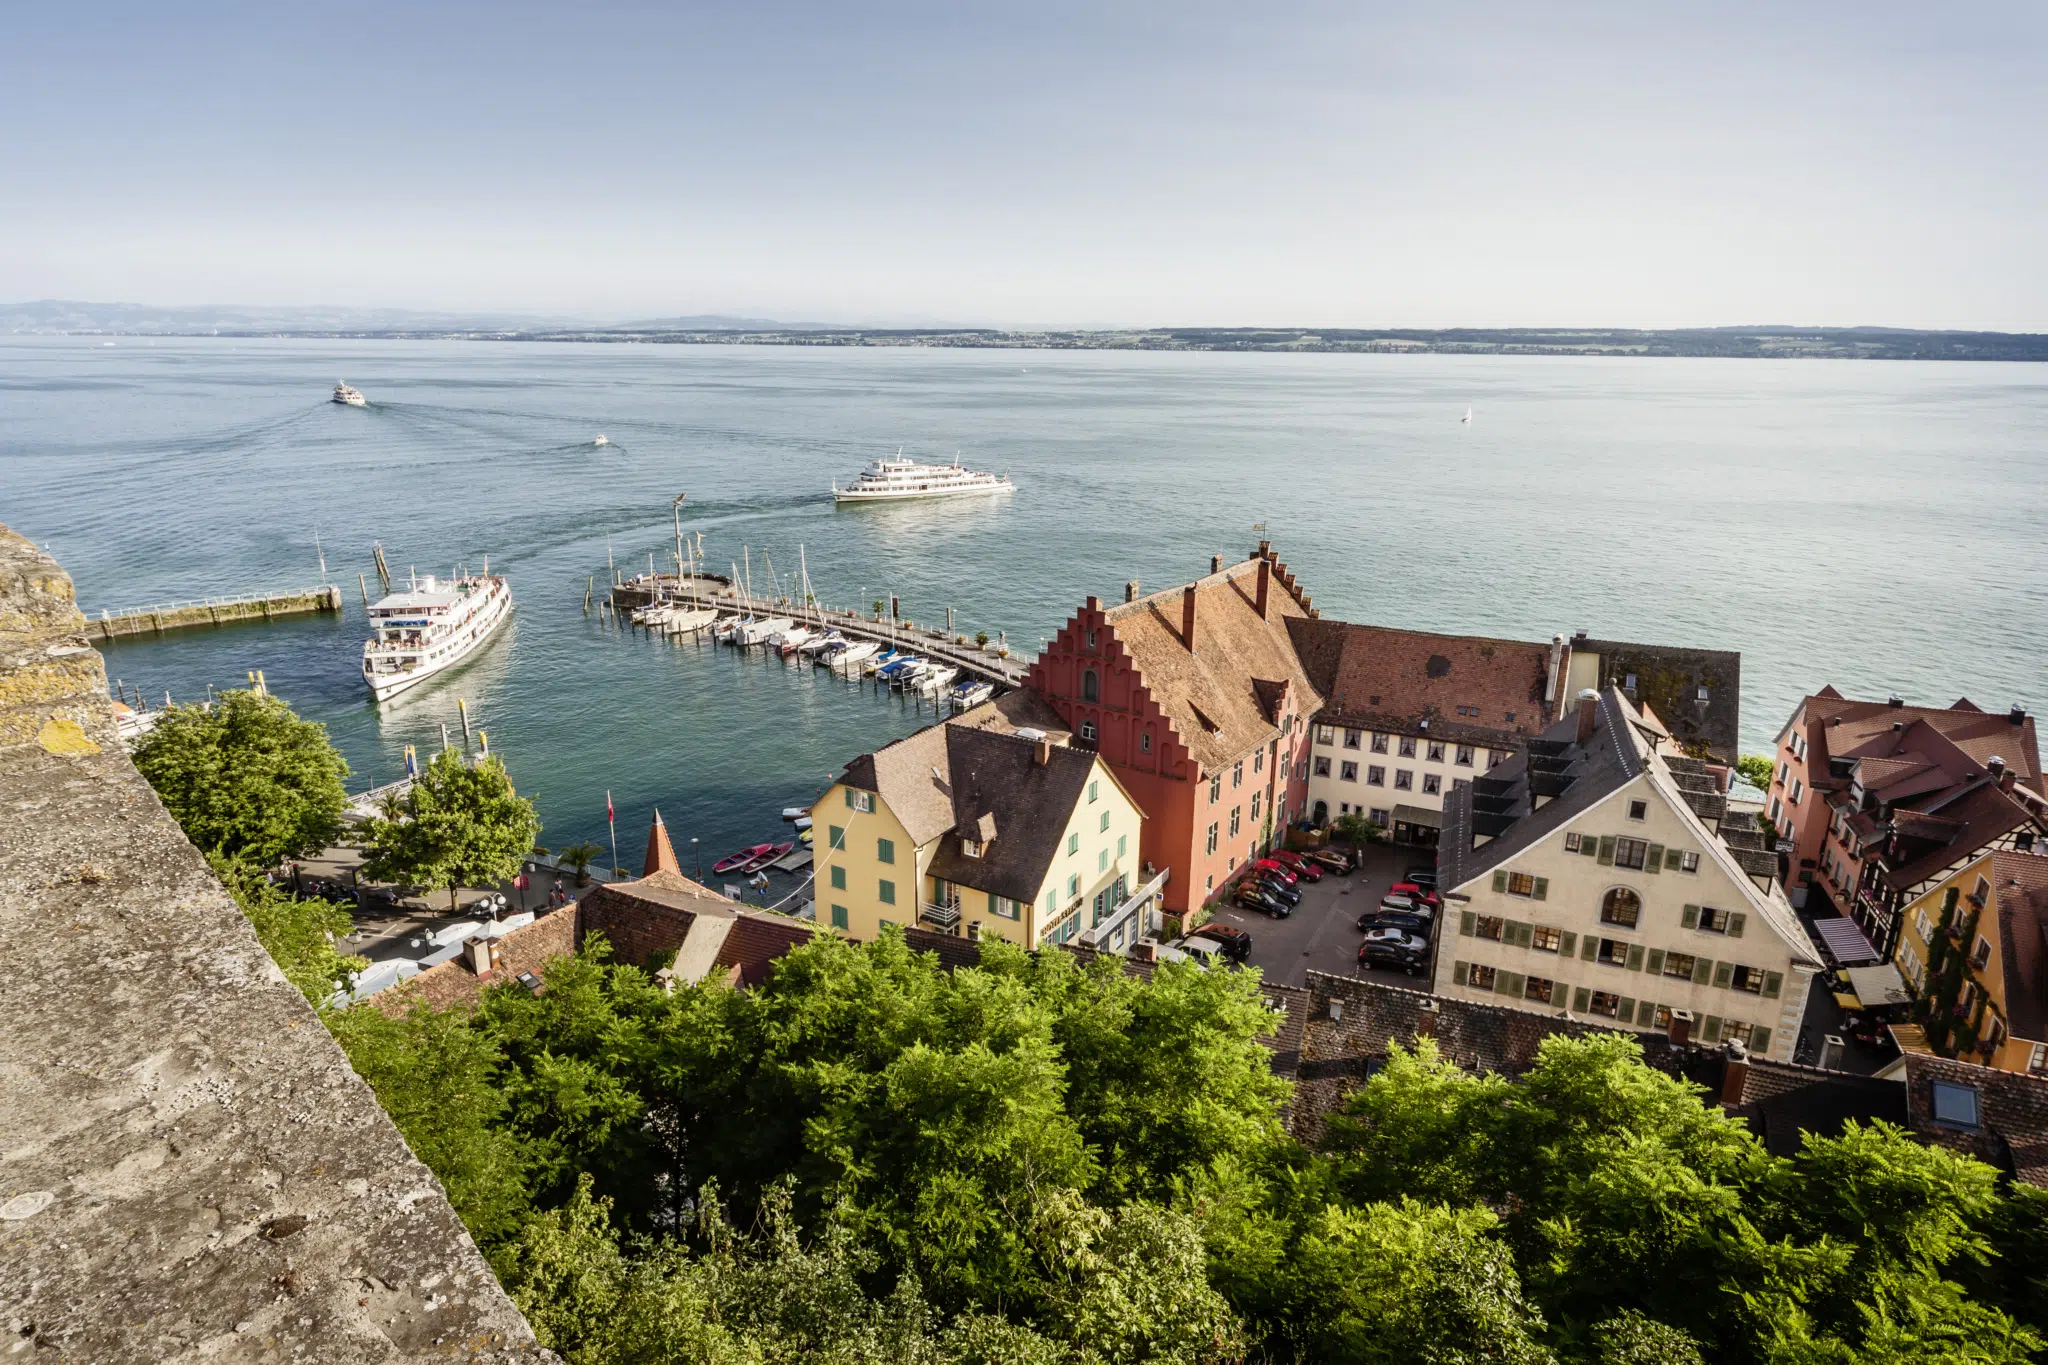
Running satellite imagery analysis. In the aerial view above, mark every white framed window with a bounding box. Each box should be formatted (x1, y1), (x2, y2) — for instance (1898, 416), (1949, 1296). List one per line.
(1080, 719), (1097, 743)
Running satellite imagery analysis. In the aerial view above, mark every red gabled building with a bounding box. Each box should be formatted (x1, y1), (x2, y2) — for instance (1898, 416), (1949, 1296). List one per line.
(1025, 544), (1323, 918)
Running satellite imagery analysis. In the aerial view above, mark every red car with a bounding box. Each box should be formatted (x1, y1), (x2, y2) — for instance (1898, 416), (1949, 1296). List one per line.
(1253, 858), (1298, 886)
(1389, 881), (1441, 906)
(1270, 850), (1324, 881)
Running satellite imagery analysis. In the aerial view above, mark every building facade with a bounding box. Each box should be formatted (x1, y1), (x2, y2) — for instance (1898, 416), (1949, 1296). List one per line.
(1891, 849), (2048, 1074)
(1435, 688), (1820, 1063)
(1286, 621), (1569, 844)
(1024, 545), (1321, 916)
(1769, 689), (2047, 954)
(811, 708), (1145, 948)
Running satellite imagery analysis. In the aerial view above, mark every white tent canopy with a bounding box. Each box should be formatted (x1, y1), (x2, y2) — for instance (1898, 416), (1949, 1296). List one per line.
(1844, 963), (1912, 1008)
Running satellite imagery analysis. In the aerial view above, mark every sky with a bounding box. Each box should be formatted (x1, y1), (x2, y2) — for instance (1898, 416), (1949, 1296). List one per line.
(3, 1), (2045, 329)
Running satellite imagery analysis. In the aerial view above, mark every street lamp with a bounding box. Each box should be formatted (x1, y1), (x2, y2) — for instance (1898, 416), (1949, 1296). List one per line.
(691, 837), (701, 882)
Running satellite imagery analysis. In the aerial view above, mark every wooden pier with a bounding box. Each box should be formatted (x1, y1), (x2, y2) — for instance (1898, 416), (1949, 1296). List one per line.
(89, 585), (345, 641)
(611, 575), (1028, 688)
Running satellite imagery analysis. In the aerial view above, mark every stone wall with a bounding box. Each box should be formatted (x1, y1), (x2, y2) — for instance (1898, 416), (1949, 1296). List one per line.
(0, 524), (547, 1362)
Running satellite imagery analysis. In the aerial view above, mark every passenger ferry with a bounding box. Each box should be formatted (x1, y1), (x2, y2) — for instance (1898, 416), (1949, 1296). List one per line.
(333, 381), (367, 406)
(361, 572), (513, 701)
(831, 453), (1013, 503)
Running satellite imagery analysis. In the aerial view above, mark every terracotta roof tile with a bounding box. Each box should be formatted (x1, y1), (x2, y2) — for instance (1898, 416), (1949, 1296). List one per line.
(1285, 619), (1559, 746)
(1990, 851), (2048, 1043)
(926, 727), (1102, 904)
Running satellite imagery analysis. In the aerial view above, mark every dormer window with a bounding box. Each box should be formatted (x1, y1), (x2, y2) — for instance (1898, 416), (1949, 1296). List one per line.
(962, 839), (983, 859)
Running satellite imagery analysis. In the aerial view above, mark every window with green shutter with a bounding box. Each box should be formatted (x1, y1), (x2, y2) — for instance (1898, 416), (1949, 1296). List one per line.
(1516, 921), (1536, 948)
(877, 837), (895, 864)
(1702, 1015), (1723, 1043)
(1727, 912), (1746, 938)
(1692, 957), (1714, 985)
(1494, 971), (1517, 997)
(1645, 948), (1666, 975)
(830, 865), (846, 891)
(1751, 1026), (1773, 1053)
(1681, 904), (1700, 929)
(1616, 997), (1635, 1023)
(1460, 910), (1477, 936)
(831, 904), (849, 930)
(1532, 877), (1549, 900)
(1665, 846), (1683, 869)
(1573, 986), (1592, 1012)
(1644, 844), (1664, 874)
(1584, 838), (1600, 858)
(1626, 944), (1645, 971)
(1581, 935), (1598, 961)
(879, 878), (896, 905)
(1761, 971), (1783, 999)
(1559, 930), (1578, 956)
(1713, 960), (1734, 989)
(1493, 870), (1509, 893)
(1598, 835), (1616, 865)
(1452, 959), (1468, 983)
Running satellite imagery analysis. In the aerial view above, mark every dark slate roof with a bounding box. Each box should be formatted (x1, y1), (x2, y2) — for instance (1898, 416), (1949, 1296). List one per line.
(1286, 617), (1558, 748)
(1437, 686), (1644, 893)
(1571, 633), (1742, 761)
(1730, 1060), (1909, 1157)
(1902, 1050), (2048, 1187)
(923, 726), (1104, 904)
(1990, 851), (2048, 1045)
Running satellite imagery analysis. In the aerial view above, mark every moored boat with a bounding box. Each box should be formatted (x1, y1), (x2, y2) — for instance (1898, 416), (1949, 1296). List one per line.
(737, 616), (795, 646)
(712, 842), (779, 875)
(950, 680), (995, 709)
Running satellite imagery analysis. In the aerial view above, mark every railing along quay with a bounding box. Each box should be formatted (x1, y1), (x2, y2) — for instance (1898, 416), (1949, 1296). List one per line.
(611, 576), (1027, 688)
(88, 584), (345, 640)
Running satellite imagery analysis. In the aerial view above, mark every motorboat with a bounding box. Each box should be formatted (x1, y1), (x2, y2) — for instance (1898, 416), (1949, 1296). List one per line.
(832, 452), (1013, 502)
(889, 660), (933, 690)
(712, 615), (745, 642)
(863, 648), (902, 676)
(915, 665), (959, 692)
(876, 655), (923, 684)
(664, 607), (718, 635)
(737, 616), (795, 646)
(799, 630), (842, 656)
(830, 640), (879, 668)
(774, 626), (815, 655)
(333, 381), (367, 406)
(361, 572), (514, 701)
(712, 842), (780, 875)
(950, 680), (995, 709)
(593, 434), (610, 446)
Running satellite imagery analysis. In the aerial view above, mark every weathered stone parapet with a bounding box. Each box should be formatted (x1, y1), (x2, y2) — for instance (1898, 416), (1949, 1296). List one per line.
(0, 524), (548, 1362)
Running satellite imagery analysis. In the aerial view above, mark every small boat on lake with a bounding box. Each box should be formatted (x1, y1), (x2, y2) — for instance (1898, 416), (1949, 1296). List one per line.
(712, 842), (784, 875)
(917, 665), (959, 693)
(829, 640), (879, 669)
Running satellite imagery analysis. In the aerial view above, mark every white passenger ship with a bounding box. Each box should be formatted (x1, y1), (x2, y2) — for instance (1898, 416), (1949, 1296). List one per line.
(361, 572), (513, 700)
(831, 453), (1014, 502)
(333, 381), (367, 406)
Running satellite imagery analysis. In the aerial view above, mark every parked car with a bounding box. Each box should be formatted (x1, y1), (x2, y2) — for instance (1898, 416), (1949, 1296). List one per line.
(1257, 875), (1302, 907)
(1187, 923), (1253, 961)
(1252, 858), (1298, 886)
(1358, 909), (1432, 934)
(1360, 927), (1430, 952)
(1389, 882), (1442, 907)
(1379, 893), (1431, 916)
(1359, 939), (1429, 976)
(1270, 850), (1324, 881)
(1174, 936), (1233, 969)
(1404, 866), (1439, 888)
(1236, 885), (1292, 918)
(1308, 848), (1352, 874)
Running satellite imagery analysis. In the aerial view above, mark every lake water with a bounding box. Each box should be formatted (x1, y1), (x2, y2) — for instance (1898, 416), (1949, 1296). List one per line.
(5, 336), (2045, 867)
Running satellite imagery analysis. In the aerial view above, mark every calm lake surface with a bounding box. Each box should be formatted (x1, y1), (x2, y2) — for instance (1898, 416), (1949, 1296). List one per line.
(5, 336), (2045, 865)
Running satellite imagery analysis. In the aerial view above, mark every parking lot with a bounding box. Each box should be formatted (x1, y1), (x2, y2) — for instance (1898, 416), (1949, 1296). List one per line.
(1197, 842), (1440, 989)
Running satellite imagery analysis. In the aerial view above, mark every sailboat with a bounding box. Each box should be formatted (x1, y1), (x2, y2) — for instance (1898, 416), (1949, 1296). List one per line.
(1460, 408), (1474, 424)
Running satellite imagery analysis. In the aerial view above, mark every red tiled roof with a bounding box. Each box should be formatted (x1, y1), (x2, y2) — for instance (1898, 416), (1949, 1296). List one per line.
(712, 913), (816, 988)
(643, 810), (681, 877)
(1286, 619), (1557, 746)
(1990, 851), (2048, 1044)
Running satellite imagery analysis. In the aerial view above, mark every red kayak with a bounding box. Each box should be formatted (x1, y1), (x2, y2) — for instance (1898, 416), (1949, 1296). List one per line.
(713, 843), (778, 875)
(743, 841), (795, 871)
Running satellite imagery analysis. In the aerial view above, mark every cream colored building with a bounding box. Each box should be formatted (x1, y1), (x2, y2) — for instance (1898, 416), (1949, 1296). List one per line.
(1434, 687), (1821, 1062)
(810, 701), (1146, 948)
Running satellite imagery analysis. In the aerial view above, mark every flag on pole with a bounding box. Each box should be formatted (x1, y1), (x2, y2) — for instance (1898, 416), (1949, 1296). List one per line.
(607, 791), (615, 824)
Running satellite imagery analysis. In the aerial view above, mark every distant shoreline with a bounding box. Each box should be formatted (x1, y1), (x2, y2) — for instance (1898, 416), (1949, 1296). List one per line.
(10, 323), (2048, 361)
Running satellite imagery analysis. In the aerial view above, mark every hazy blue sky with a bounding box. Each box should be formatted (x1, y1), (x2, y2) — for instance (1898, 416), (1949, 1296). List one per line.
(3, 2), (2043, 327)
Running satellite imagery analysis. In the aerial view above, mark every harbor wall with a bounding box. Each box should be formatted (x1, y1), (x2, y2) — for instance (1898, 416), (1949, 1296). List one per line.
(89, 584), (344, 640)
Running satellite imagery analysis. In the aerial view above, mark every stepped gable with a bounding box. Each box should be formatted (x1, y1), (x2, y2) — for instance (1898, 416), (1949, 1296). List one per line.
(924, 725), (1107, 905)
(1087, 547), (1322, 771)
(1572, 633), (1741, 760)
(0, 523), (545, 1361)
(1286, 617), (1559, 748)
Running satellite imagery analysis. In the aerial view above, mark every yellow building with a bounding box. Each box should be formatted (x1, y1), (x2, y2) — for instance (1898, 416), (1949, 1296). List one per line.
(810, 703), (1146, 948)
(1892, 850), (2048, 1074)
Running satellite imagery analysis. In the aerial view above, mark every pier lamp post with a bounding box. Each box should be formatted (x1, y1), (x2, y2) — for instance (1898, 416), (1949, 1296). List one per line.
(691, 837), (701, 882)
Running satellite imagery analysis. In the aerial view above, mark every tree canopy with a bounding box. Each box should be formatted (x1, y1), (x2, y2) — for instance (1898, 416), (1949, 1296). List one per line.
(316, 932), (2048, 1365)
(361, 748), (541, 910)
(132, 688), (349, 866)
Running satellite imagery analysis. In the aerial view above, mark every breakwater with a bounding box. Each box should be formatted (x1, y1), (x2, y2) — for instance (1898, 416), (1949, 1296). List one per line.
(88, 585), (344, 640)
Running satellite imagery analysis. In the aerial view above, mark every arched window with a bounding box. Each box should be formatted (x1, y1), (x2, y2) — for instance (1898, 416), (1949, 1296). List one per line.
(1600, 887), (1641, 929)
(1081, 668), (1100, 703)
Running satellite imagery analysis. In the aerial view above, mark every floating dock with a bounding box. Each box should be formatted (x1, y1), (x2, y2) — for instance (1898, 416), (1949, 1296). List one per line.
(611, 575), (1027, 688)
(90, 585), (345, 641)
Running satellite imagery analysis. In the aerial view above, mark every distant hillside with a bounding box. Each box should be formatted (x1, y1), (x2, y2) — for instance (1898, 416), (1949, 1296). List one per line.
(6, 302), (2044, 360)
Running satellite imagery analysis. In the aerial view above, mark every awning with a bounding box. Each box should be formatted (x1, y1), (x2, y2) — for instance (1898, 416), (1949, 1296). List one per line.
(1811, 915), (1880, 966)
(1831, 990), (1863, 1011)
(1392, 803), (1443, 830)
(1844, 964), (1912, 1007)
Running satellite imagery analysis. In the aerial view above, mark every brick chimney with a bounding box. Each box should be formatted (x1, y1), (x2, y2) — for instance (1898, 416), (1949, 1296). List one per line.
(1719, 1040), (1751, 1105)
(1255, 557), (1271, 620)
(1991, 756), (2016, 792)
(1125, 580), (1141, 603)
(1414, 997), (1440, 1039)
(1575, 689), (1600, 745)
(1034, 738), (1053, 767)
(1181, 584), (1198, 653)
(1209, 554), (1223, 574)
(2011, 703), (2029, 727)
(1667, 1008), (1693, 1046)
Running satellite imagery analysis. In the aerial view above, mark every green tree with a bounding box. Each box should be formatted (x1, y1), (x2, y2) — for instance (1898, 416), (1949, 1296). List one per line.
(362, 749), (541, 911)
(557, 842), (604, 886)
(211, 854), (366, 1006)
(1736, 753), (1776, 793)
(133, 688), (349, 866)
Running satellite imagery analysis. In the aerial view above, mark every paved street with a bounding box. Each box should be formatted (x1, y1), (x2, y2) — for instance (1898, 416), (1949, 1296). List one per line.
(1203, 843), (1440, 989)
